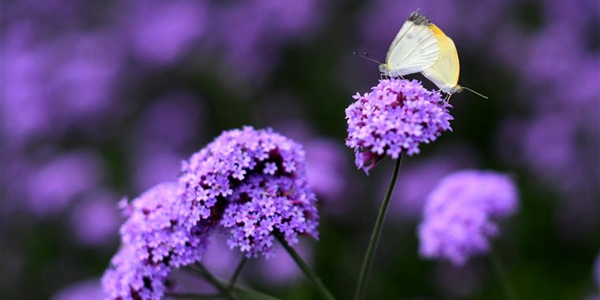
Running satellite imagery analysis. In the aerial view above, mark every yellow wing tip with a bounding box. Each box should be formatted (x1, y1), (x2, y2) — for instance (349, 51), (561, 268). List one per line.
(428, 24), (446, 37)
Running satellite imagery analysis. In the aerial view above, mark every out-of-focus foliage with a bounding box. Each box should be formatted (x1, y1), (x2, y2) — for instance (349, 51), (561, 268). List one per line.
(1, 0), (598, 299)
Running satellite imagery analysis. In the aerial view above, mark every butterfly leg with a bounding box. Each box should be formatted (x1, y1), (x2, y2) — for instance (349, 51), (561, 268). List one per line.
(444, 94), (453, 103)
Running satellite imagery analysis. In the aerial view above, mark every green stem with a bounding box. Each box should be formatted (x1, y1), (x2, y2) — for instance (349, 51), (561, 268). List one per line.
(354, 155), (403, 300)
(489, 250), (518, 300)
(276, 234), (337, 300)
(193, 263), (239, 300)
(228, 256), (248, 289)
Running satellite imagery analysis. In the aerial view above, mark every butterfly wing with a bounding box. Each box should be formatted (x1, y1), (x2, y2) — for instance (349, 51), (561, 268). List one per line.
(421, 24), (461, 93)
(384, 12), (439, 76)
(384, 17), (440, 77)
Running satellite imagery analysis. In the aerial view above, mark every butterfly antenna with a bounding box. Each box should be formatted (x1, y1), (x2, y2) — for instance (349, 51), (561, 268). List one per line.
(462, 86), (488, 99)
(353, 51), (382, 65)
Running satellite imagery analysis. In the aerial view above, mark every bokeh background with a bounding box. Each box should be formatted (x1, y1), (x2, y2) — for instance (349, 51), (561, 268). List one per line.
(1, 0), (599, 299)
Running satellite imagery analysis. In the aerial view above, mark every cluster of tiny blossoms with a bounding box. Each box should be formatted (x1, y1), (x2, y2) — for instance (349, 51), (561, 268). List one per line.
(179, 126), (318, 258)
(221, 174), (318, 258)
(345, 79), (453, 173)
(418, 170), (519, 266)
(102, 183), (210, 300)
(103, 127), (319, 299)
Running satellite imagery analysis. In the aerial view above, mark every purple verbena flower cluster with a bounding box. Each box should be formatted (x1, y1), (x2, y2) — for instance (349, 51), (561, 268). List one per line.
(345, 79), (453, 173)
(102, 183), (209, 300)
(179, 126), (319, 257)
(103, 127), (318, 299)
(102, 127), (318, 299)
(221, 174), (318, 258)
(418, 170), (519, 266)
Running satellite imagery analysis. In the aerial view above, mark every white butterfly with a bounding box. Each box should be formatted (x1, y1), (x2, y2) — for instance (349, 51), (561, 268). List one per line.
(377, 11), (487, 99)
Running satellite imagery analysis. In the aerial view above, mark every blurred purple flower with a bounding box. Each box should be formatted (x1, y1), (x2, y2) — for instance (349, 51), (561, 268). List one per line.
(499, 111), (599, 202)
(213, 0), (322, 83)
(102, 183), (211, 300)
(1, 26), (124, 146)
(491, 0), (599, 206)
(418, 170), (518, 266)
(179, 127), (319, 258)
(48, 32), (124, 122)
(26, 151), (104, 216)
(521, 115), (578, 186)
(117, 0), (208, 66)
(345, 79), (453, 173)
(51, 279), (104, 300)
(69, 191), (121, 247)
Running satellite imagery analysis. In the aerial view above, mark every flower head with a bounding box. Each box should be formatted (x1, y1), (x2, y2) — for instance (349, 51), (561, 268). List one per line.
(418, 170), (518, 266)
(179, 126), (318, 258)
(102, 183), (210, 300)
(345, 79), (453, 173)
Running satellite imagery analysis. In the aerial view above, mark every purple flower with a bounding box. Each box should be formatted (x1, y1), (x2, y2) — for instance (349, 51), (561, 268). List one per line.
(418, 170), (518, 266)
(179, 126), (319, 258)
(102, 183), (210, 300)
(69, 191), (120, 247)
(1, 26), (124, 147)
(211, 0), (323, 84)
(345, 79), (453, 173)
(26, 151), (104, 216)
(118, 0), (208, 66)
